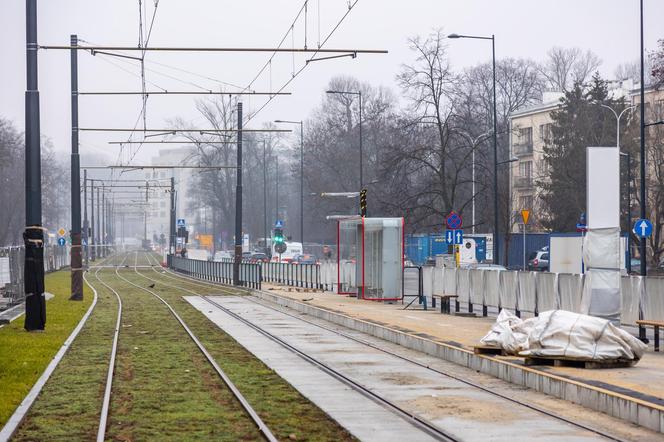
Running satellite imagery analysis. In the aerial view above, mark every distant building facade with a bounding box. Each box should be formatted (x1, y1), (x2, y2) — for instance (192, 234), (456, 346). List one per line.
(508, 80), (664, 232)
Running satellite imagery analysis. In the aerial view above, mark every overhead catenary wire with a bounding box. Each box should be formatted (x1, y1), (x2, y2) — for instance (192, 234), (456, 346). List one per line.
(245, 0), (365, 125)
(40, 45), (387, 54)
(79, 91), (291, 96)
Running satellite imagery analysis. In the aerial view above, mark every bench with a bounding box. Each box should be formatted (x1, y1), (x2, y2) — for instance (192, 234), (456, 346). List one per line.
(431, 294), (459, 314)
(636, 320), (663, 352)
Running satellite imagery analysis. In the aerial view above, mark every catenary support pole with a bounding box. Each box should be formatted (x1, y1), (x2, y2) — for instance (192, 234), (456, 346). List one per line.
(90, 180), (95, 260)
(300, 122), (304, 244)
(83, 169), (88, 266)
(169, 177), (175, 254)
(492, 35), (499, 265)
(101, 191), (105, 257)
(275, 157), (279, 221)
(263, 140), (268, 255)
(639, 0), (647, 277)
(24, 0), (45, 330)
(69, 34), (83, 300)
(233, 102), (243, 286)
(96, 187), (100, 259)
(359, 92), (363, 189)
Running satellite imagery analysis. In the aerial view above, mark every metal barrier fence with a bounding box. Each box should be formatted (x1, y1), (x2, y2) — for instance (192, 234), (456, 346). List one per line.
(260, 262), (320, 288)
(165, 255), (664, 327)
(423, 266), (664, 327)
(0, 245), (70, 310)
(168, 255), (261, 289)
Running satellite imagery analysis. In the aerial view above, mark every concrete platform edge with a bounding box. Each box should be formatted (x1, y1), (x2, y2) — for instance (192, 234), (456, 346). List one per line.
(254, 289), (663, 433)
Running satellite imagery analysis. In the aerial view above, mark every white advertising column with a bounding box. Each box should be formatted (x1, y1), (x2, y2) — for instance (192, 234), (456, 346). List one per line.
(581, 147), (621, 324)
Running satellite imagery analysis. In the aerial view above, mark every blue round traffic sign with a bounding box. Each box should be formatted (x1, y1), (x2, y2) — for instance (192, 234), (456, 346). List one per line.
(634, 219), (653, 238)
(57, 237), (66, 246)
(446, 212), (462, 230)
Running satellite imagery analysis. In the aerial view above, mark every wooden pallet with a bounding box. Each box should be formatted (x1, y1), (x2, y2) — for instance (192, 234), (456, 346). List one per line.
(473, 345), (509, 356)
(523, 356), (637, 369)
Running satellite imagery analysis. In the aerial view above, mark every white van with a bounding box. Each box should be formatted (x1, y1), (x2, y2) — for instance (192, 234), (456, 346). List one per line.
(272, 241), (303, 263)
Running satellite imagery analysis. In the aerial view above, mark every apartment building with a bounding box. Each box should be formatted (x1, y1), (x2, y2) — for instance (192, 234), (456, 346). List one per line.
(144, 147), (196, 242)
(507, 80), (664, 232)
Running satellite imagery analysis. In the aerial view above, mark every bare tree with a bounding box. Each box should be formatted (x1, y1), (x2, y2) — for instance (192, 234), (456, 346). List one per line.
(540, 47), (601, 92)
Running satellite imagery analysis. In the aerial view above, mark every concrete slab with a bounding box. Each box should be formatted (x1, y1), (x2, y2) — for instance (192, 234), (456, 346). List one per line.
(264, 284), (664, 403)
(255, 285), (664, 433)
(187, 295), (613, 441)
(185, 296), (437, 442)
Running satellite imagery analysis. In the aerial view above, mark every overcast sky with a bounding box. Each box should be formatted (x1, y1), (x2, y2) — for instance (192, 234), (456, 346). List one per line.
(1, 0), (662, 166)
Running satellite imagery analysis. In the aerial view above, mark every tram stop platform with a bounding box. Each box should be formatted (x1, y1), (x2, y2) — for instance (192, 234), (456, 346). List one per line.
(257, 283), (664, 433)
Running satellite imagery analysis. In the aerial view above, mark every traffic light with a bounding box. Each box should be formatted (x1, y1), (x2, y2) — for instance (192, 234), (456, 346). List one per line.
(273, 227), (287, 254)
(273, 227), (284, 244)
(359, 188), (367, 217)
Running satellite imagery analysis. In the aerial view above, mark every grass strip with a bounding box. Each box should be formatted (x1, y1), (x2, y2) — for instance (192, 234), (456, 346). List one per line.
(0, 271), (93, 427)
(99, 269), (263, 441)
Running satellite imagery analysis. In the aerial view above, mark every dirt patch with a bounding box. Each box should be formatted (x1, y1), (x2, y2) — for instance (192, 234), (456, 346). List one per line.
(403, 395), (518, 422)
(379, 373), (430, 385)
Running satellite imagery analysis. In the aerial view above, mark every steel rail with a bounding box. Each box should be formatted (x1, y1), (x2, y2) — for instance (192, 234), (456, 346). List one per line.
(89, 267), (123, 442)
(154, 260), (627, 442)
(115, 254), (277, 442)
(0, 270), (99, 441)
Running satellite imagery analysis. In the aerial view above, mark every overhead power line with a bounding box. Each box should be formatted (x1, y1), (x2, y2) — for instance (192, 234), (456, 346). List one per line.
(40, 45), (387, 54)
(79, 91), (291, 96)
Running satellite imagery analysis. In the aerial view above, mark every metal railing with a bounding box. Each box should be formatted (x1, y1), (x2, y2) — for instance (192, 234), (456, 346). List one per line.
(514, 176), (533, 188)
(513, 142), (533, 156)
(261, 262), (320, 289)
(168, 255), (261, 289)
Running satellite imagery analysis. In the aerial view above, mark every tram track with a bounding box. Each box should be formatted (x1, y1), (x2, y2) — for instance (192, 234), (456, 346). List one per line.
(145, 252), (631, 442)
(86, 251), (278, 442)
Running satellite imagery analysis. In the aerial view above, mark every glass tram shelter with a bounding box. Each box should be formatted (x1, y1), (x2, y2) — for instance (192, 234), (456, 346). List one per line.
(337, 217), (404, 301)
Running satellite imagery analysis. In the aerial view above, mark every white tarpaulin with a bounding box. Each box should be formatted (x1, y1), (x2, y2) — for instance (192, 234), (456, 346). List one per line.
(481, 309), (646, 361)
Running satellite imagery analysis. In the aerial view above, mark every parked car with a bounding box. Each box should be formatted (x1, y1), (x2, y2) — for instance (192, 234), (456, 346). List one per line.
(249, 252), (270, 263)
(467, 263), (507, 271)
(527, 250), (549, 271)
(212, 250), (232, 261)
(293, 254), (317, 265)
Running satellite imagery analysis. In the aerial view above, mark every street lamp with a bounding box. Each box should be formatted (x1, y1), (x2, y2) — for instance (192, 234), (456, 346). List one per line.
(595, 103), (636, 274)
(454, 130), (492, 234)
(274, 119), (304, 244)
(326, 89), (363, 188)
(448, 32), (499, 264)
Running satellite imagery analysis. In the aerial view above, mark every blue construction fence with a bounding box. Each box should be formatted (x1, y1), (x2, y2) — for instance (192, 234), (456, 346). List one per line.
(406, 232), (549, 268)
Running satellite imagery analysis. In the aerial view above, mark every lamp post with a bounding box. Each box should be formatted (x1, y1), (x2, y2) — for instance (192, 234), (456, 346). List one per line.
(453, 130), (492, 234)
(448, 32), (499, 264)
(275, 119), (304, 244)
(638, 0), (647, 277)
(326, 90), (363, 188)
(596, 103), (636, 274)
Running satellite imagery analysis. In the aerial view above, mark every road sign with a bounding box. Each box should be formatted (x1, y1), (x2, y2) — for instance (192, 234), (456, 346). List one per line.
(445, 230), (464, 245)
(576, 223), (588, 233)
(177, 218), (186, 228)
(57, 227), (66, 237)
(521, 209), (530, 225)
(634, 219), (653, 238)
(82, 238), (88, 246)
(57, 237), (66, 246)
(274, 220), (284, 228)
(446, 212), (462, 230)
